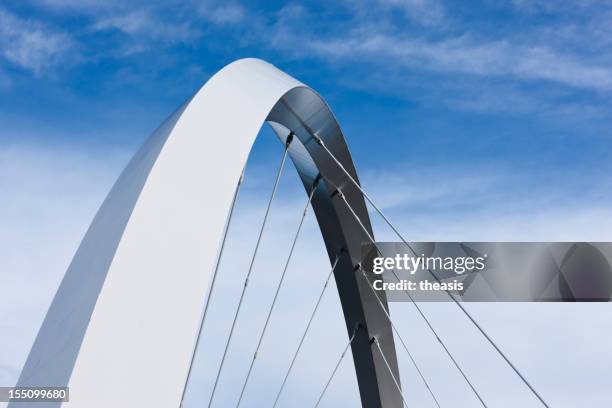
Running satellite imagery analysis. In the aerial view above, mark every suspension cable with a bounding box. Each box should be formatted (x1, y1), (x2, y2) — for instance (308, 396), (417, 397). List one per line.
(314, 324), (361, 408)
(358, 267), (441, 408)
(207, 143), (290, 408)
(336, 189), (487, 407)
(236, 178), (320, 407)
(372, 337), (410, 408)
(179, 169), (245, 407)
(272, 252), (342, 408)
(314, 136), (549, 408)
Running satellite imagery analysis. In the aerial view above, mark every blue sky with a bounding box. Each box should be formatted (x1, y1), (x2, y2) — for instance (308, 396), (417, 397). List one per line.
(1, 0), (612, 228)
(2, 1), (612, 407)
(2, 1), (612, 150)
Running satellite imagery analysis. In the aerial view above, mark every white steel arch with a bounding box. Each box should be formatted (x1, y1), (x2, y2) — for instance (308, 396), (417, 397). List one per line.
(13, 59), (401, 407)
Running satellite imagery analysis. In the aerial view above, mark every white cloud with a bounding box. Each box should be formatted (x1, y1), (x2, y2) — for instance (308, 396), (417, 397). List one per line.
(0, 7), (76, 75)
(92, 8), (201, 47)
(0, 142), (128, 390)
(33, 0), (118, 9)
(203, 3), (247, 25)
(357, 161), (612, 242)
(260, 1), (612, 121)
(1, 141), (611, 407)
(301, 32), (612, 92)
(511, 0), (609, 14)
(377, 0), (445, 25)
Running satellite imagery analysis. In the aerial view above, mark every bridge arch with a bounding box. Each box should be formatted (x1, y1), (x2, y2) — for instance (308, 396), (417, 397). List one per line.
(14, 58), (401, 407)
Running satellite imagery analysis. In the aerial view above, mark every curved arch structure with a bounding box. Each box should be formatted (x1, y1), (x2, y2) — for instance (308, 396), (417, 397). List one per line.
(14, 59), (401, 407)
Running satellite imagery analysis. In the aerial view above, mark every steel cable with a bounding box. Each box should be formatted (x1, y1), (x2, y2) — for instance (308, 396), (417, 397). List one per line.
(372, 337), (410, 408)
(179, 169), (245, 407)
(358, 267), (441, 408)
(336, 189), (487, 407)
(272, 252), (342, 408)
(315, 137), (549, 408)
(313, 324), (360, 408)
(235, 180), (320, 407)
(207, 144), (290, 408)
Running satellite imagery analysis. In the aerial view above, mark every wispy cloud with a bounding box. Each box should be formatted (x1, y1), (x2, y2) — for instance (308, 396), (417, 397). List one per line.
(296, 32), (612, 92)
(92, 8), (202, 50)
(376, 0), (446, 25)
(511, 0), (610, 14)
(199, 2), (247, 25)
(359, 162), (612, 242)
(249, 1), (612, 123)
(31, 0), (121, 10)
(0, 7), (76, 76)
(8, 1), (612, 99)
(0, 141), (128, 390)
(2, 141), (612, 407)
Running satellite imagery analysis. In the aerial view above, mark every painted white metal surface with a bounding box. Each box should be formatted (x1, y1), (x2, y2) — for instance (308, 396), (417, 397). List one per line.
(15, 59), (303, 407)
(69, 59), (303, 407)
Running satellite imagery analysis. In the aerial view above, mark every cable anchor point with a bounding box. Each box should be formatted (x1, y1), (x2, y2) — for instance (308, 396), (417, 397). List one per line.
(285, 132), (295, 148)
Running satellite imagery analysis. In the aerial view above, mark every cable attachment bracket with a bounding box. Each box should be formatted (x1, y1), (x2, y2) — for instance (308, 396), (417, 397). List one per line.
(352, 322), (363, 337)
(330, 188), (345, 201)
(312, 173), (323, 190)
(285, 132), (295, 148)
